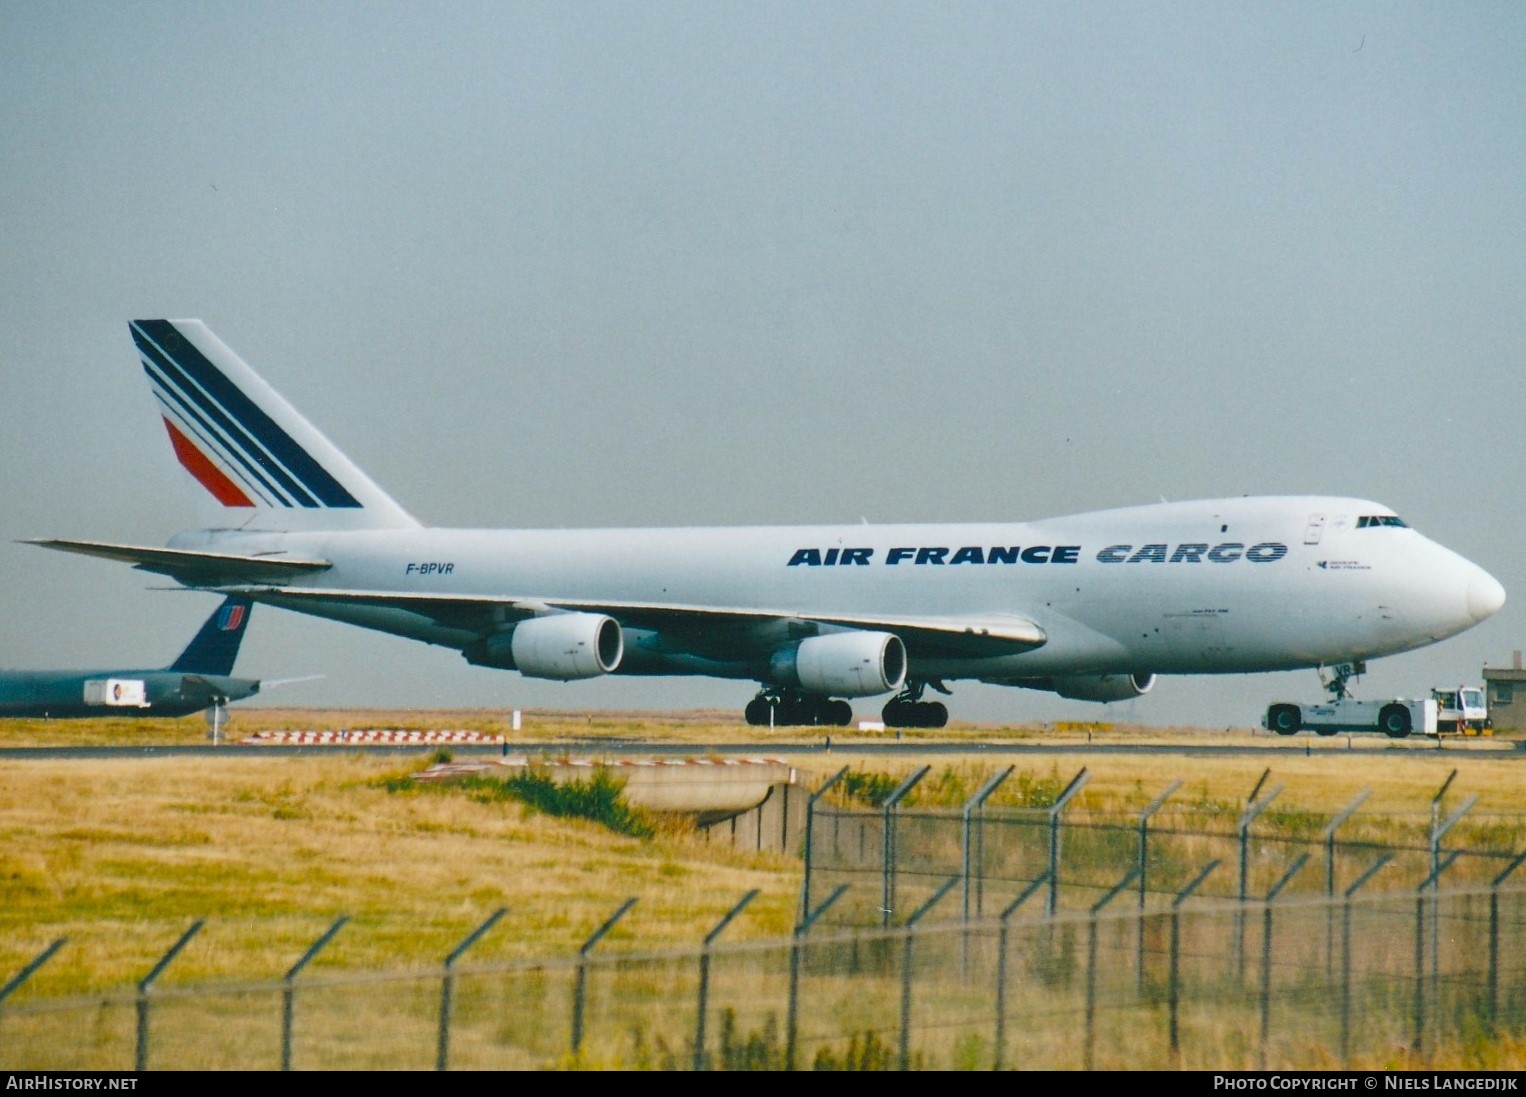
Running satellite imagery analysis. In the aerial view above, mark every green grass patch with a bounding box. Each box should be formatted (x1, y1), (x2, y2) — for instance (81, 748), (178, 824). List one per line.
(387, 769), (659, 838)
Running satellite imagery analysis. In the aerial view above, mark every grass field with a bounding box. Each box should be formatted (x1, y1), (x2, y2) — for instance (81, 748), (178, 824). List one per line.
(4, 706), (1526, 1069)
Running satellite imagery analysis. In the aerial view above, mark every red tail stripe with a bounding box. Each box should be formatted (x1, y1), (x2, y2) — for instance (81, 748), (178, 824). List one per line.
(164, 419), (254, 507)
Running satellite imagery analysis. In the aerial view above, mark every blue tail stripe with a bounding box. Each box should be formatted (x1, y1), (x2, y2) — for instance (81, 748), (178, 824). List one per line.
(132, 320), (361, 508)
(146, 365), (295, 507)
(134, 327), (318, 507)
(168, 597), (253, 675)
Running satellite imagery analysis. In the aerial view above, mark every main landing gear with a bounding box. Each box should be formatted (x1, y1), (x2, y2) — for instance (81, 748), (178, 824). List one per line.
(744, 690), (854, 727)
(881, 680), (949, 729)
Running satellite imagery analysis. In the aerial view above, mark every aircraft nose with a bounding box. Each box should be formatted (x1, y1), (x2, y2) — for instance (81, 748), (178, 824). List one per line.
(1468, 567), (1506, 624)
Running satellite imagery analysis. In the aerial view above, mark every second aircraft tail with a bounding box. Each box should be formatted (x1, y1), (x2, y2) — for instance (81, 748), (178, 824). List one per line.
(129, 319), (420, 532)
(166, 596), (255, 676)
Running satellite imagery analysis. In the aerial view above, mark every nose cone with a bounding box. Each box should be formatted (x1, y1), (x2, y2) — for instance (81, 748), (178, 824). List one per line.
(1468, 568), (1507, 624)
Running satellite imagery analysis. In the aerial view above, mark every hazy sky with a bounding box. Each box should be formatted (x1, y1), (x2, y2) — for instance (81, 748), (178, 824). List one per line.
(3, 2), (1522, 728)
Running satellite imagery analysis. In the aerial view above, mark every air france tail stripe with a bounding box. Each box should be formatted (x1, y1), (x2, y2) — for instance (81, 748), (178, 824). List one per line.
(163, 419), (256, 506)
(154, 393), (278, 506)
(131, 321), (361, 508)
(148, 371), (296, 506)
(134, 325), (321, 507)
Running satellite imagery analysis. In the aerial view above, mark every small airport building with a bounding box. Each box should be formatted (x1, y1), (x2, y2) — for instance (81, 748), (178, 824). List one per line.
(1483, 651), (1526, 732)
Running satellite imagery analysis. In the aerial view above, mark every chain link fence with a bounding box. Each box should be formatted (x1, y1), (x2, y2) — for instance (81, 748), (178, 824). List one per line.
(8, 769), (1526, 1069)
(5, 881), (1525, 1070)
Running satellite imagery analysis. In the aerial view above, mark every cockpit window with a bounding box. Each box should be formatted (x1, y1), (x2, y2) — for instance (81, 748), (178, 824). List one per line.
(1357, 515), (1409, 528)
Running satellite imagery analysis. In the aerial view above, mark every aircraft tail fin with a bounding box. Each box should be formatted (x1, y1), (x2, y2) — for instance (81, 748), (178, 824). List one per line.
(129, 319), (421, 531)
(167, 596), (254, 676)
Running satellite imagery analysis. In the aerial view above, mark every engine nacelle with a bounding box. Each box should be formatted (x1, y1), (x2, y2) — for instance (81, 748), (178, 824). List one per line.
(1050, 673), (1156, 702)
(464, 613), (624, 680)
(769, 631), (907, 698)
(986, 672), (1156, 703)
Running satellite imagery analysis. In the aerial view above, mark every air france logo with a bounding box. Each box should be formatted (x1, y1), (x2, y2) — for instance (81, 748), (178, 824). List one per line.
(786, 542), (1289, 566)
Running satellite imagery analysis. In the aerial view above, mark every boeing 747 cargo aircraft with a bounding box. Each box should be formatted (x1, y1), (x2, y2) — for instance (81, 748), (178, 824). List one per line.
(26, 320), (1506, 728)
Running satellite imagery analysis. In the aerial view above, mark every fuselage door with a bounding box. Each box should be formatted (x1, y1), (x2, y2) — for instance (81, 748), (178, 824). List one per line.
(1304, 514), (1326, 545)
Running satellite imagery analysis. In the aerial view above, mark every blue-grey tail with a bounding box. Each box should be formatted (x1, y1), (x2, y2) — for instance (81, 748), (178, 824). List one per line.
(167, 597), (253, 675)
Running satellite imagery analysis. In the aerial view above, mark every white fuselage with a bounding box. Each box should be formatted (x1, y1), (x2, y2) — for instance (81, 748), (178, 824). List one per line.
(169, 495), (1502, 684)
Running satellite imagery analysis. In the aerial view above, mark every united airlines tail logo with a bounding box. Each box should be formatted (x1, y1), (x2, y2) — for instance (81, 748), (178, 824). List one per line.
(217, 604), (247, 631)
(130, 320), (361, 509)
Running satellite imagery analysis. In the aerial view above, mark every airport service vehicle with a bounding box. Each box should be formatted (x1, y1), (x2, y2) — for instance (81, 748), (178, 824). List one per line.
(26, 320), (1507, 729)
(1430, 685), (1490, 734)
(1263, 668), (1489, 739)
(1264, 695), (1439, 738)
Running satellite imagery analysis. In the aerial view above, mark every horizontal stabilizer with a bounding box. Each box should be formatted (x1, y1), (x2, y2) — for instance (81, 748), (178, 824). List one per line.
(259, 674), (326, 690)
(22, 539), (331, 586)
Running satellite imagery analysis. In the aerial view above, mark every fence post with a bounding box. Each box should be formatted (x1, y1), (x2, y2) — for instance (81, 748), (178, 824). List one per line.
(1412, 852), (1461, 1058)
(962, 766), (1014, 925)
(693, 889), (758, 1071)
(1236, 777), (1282, 978)
(570, 898), (637, 1062)
(283, 916), (348, 1072)
(800, 767), (847, 923)
(1136, 779), (1182, 991)
(1047, 768), (1090, 917)
(1341, 855), (1393, 1066)
(1488, 852), (1526, 1028)
(135, 920), (204, 1072)
(899, 876), (959, 1071)
(1168, 861), (1219, 1061)
(1085, 868), (1140, 1070)
(437, 908), (505, 1072)
(992, 871), (1052, 1070)
(0, 937), (66, 1057)
(1430, 771), (1458, 881)
(1430, 792), (1478, 1025)
(1321, 790), (1372, 976)
(1258, 853), (1310, 1069)
(961, 766), (1013, 980)
(882, 767), (930, 928)
(787, 884), (847, 1071)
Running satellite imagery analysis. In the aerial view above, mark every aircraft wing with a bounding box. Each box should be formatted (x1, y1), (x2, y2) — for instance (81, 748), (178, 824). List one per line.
(205, 586), (1047, 659)
(23, 539), (332, 585)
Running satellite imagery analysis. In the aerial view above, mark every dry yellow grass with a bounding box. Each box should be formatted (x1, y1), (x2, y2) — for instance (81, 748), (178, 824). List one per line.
(4, 708), (1524, 998)
(0, 745), (804, 997)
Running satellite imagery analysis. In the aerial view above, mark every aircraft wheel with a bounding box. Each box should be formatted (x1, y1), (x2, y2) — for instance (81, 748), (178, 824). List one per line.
(744, 698), (772, 726)
(1379, 704), (1412, 738)
(920, 702), (948, 728)
(1267, 704), (1300, 736)
(882, 700), (909, 728)
(828, 700), (853, 726)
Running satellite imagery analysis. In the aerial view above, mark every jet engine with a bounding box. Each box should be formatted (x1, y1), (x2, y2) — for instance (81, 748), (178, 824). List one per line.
(985, 672), (1156, 703)
(1051, 673), (1156, 702)
(768, 631), (907, 698)
(463, 613), (624, 680)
